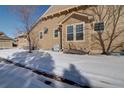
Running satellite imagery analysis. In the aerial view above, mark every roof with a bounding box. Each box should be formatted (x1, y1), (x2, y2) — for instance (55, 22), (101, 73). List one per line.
(42, 5), (79, 17)
(17, 32), (27, 38)
(0, 34), (13, 40)
(59, 12), (94, 24)
(31, 5), (82, 29)
(0, 32), (13, 40)
(0, 32), (4, 35)
(31, 5), (96, 31)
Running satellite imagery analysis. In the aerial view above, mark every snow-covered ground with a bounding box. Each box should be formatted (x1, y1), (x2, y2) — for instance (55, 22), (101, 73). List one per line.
(0, 59), (76, 88)
(0, 48), (124, 87)
(0, 61), (50, 88)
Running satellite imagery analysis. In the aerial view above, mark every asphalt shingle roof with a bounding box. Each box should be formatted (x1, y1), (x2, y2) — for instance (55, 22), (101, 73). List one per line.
(0, 32), (13, 40)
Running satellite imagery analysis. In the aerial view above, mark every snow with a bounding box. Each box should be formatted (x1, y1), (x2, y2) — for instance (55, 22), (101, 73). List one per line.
(0, 60), (76, 88)
(0, 62), (50, 88)
(0, 48), (124, 87)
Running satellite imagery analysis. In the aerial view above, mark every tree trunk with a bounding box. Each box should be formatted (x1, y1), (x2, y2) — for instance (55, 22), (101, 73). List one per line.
(27, 35), (32, 53)
(97, 32), (106, 54)
(29, 38), (32, 53)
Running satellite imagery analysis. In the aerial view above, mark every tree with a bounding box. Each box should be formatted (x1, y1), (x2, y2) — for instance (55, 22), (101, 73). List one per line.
(90, 5), (124, 54)
(12, 6), (37, 53)
(14, 28), (24, 38)
(30, 31), (40, 50)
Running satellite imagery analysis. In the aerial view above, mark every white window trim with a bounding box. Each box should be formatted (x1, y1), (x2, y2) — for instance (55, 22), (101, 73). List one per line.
(66, 22), (85, 42)
(92, 21), (104, 33)
(75, 22), (85, 42)
(66, 24), (74, 41)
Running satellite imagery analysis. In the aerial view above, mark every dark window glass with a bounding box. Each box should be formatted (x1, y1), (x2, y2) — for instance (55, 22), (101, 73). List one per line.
(67, 25), (73, 41)
(67, 34), (73, 41)
(76, 24), (83, 33)
(67, 26), (73, 33)
(44, 27), (48, 34)
(94, 22), (104, 31)
(76, 24), (83, 40)
(76, 33), (83, 40)
(40, 32), (43, 39)
(54, 30), (58, 37)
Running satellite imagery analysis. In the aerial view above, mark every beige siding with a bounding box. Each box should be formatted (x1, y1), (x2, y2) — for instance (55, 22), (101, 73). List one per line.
(88, 6), (124, 53)
(30, 5), (124, 53)
(17, 37), (28, 48)
(30, 14), (67, 49)
(0, 40), (12, 48)
(62, 17), (92, 51)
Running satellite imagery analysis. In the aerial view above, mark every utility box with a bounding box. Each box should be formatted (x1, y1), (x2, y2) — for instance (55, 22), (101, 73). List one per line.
(53, 44), (60, 51)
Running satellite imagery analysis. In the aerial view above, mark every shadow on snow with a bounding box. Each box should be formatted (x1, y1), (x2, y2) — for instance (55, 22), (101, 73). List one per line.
(7, 50), (90, 87)
(8, 51), (54, 73)
(63, 64), (90, 87)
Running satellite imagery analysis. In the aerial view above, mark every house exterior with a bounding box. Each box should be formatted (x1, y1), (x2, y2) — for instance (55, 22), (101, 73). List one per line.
(16, 33), (28, 48)
(0, 32), (13, 49)
(30, 5), (124, 53)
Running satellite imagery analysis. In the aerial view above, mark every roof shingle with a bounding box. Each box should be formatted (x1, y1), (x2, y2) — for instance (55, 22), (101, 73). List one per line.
(0, 32), (13, 40)
(42, 5), (79, 17)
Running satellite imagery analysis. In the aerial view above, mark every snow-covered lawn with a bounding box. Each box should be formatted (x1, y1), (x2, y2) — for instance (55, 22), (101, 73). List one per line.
(0, 61), (50, 88)
(0, 59), (76, 88)
(0, 48), (124, 87)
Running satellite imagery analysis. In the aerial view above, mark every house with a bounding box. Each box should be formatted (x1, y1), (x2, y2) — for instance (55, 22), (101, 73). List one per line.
(0, 32), (13, 49)
(16, 32), (28, 49)
(30, 5), (124, 53)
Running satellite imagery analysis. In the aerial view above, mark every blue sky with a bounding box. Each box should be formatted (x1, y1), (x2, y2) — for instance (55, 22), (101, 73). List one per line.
(0, 5), (49, 38)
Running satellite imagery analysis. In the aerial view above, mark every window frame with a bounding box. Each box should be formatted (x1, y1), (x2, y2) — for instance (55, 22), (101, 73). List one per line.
(75, 22), (85, 41)
(53, 29), (59, 39)
(66, 24), (74, 41)
(93, 21), (104, 32)
(39, 31), (43, 39)
(43, 27), (48, 34)
(93, 21), (105, 32)
(66, 22), (85, 42)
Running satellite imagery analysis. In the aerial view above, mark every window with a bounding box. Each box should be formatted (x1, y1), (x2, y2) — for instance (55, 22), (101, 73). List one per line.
(44, 27), (48, 34)
(94, 22), (104, 31)
(39, 32), (43, 39)
(66, 22), (85, 41)
(76, 24), (84, 40)
(54, 30), (59, 38)
(67, 25), (73, 41)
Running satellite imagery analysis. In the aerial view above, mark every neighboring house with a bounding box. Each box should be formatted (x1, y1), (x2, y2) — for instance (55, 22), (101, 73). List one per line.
(16, 33), (28, 48)
(0, 32), (13, 49)
(30, 5), (124, 53)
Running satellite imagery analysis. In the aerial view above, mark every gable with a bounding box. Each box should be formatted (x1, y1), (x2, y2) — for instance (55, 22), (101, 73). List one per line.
(59, 12), (94, 24)
(31, 5), (95, 32)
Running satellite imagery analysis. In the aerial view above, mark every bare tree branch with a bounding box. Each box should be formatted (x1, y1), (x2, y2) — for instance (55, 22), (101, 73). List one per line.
(91, 5), (124, 54)
(111, 43), (123, 52)
(12, 6), (37, 53)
